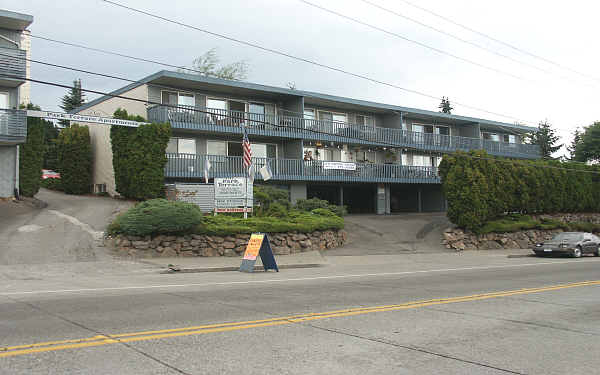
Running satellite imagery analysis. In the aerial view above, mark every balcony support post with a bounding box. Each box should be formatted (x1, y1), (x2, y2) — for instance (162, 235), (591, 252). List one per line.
(339, 185), (344, 207)
(418, 187), (423, 213)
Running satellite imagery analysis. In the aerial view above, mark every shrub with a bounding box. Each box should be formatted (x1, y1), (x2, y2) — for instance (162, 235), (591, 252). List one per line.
(111, 108), (171, 200)
(109, 199), (203, 236)
(440, 150), (600, 231)
(40, 178), (63, 191)
(295, 198), (347, 217)
(56, 124), (92, 194)
(19, 117), (46, 197)
(253, 185), (290, 216)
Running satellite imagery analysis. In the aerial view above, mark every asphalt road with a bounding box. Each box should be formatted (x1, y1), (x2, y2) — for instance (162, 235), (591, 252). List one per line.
(1, 252), (600, 374)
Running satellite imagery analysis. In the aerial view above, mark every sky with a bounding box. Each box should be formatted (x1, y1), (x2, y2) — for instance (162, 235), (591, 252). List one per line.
(6, 0), (600, 157)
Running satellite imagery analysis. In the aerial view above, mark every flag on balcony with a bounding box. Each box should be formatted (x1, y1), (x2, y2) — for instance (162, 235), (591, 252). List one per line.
(260, 163), (272, 181)
(242, 125), (252, 174)
(204, 158), (211, 184)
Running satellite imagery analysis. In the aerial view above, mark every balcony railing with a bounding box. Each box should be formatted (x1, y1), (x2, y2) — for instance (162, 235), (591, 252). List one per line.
(0, 109), (27, 142)
(0, 46), (26, 83)
(165, 153), (439, 184)
(148, 105), (541, 159)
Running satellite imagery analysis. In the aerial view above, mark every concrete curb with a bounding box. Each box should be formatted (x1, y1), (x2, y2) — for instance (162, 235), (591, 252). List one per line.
(160, 263), (326, 274)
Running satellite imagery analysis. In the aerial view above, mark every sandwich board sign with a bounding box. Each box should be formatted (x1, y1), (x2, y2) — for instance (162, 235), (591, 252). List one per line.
(239, 233), (279, 273)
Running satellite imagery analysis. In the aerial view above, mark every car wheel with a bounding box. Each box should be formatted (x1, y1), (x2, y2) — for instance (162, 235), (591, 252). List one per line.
(572, 246), (582, 258)
(534, 251), (544, 257)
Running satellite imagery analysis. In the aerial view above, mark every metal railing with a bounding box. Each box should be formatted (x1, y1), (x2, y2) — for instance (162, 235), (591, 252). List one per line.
(148, 105), (541, 158)
(0, 109), (27, 140)
(0, 47), (26, 81)
(165, 153), (440, 184)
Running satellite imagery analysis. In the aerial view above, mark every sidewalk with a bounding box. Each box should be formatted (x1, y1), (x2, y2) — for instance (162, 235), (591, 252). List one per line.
(140, 250), (329, 272)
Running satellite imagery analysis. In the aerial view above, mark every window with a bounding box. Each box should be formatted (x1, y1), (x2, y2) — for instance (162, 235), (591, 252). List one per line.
(161, 91), (195, 107)
(412, 155), (433, 167)
(435, 126), (449, 135)
(0, 92), (8, 109)
(318, 111), (347, 124)
(207, 98), (227, 110)
(483, 132), (500, 142)
(503, 134), (517, 143)
(356, 115), (374, 127)
(304, 109), (315, 120)
(224, 141), (276, 158)
(207, 140), (227, 156)
(413, 124), (434, 133)
(167, 138), (196, 154)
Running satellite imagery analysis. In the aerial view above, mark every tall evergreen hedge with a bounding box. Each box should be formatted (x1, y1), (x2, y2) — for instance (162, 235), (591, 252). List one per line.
(439, 150), (600, 232)
(19, 117), (46, 197)
(110, 108), (171, 200)
(56, 124), (92, 194)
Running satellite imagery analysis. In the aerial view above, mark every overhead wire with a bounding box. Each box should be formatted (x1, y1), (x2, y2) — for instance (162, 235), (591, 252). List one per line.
(98, 0), (534, 125)
(394, 0), (600, 83)
(6, 73), (598, 175)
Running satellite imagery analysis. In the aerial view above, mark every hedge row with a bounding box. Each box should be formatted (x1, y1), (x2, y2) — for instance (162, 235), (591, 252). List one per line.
(439, 150), (600, 232)
(111, 109), (171, 200)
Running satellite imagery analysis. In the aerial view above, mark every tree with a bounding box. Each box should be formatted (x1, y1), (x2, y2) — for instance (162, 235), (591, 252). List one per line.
(178, 48), (248, 81)
(438, 97), (453, 114)
(59, 79), (86, 126)
(56, 124), (92, 194)
(19, 116), (46, 197)
(525, 120), (562, 159)
(566, 128), (583, 161)
(286, 82), (297, 90)
(574, 122), (600, 163)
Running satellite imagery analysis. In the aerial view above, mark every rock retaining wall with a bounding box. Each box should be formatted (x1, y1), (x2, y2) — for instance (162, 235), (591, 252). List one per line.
(108, 230), (347, 258)
(443, 213), (600, 251)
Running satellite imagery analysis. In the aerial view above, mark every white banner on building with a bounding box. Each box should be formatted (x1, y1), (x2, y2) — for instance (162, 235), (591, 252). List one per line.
(26, 110), (148, 127)
(322, 161), (357, 171)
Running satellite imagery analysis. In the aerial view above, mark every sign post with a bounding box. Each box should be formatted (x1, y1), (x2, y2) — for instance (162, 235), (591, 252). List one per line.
(239, 233), (279, 273)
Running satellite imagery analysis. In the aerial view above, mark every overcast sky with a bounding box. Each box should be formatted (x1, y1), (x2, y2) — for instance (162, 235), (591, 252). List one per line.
(9, 0), (600, 156)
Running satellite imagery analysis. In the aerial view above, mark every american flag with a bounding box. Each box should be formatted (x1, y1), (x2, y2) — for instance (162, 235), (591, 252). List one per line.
(242, 125), (252, 173)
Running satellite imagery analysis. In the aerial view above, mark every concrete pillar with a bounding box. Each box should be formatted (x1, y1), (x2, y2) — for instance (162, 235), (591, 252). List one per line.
(290, 182), (307, 204)
(418, 187), (423, 213)
(385, 184), (391, 214)
(376, 184), (386, 215)
(339, 185), (344, 206)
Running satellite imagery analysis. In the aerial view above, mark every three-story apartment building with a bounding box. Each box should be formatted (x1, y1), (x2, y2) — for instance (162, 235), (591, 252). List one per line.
(0, 9), (32, 198)
(74, 70), (540, 213)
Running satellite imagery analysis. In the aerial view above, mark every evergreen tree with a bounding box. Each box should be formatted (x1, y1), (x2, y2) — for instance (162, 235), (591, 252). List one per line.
(438, 97), (453, 114)
(59, 79), (85, 126)
(526, 120), (562, 159)
(56, 124), (92, 194)
(574, 122), (600, 163)
(567, 128), (582, 161)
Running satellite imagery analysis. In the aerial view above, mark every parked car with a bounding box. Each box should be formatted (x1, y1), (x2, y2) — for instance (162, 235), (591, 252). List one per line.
(533, 232), (600, 258)
(41, 169), (60, 179)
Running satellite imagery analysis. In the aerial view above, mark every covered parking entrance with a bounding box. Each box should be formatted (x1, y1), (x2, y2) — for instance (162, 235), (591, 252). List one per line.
(390, 184), (446, 213)
(307, 183), (377, 214)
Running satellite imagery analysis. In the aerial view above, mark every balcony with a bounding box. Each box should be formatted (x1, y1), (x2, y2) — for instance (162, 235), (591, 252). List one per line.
(0, 46), (26, 87)
(165, 153), (439, 184)
(0, 109), (27, 144)
(148, 105), (540, 159)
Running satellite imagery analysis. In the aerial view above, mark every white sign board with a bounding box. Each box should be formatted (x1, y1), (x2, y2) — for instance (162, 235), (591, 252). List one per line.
(322, 161), (357, 171)
(26, 110), (147, 128)
(214, 177), (253, 211)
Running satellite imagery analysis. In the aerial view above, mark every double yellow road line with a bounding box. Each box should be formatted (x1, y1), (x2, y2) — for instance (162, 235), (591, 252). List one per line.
(2, 279), (599, 358)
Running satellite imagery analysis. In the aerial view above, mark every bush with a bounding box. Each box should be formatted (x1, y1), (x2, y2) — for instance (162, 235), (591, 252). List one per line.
(253, 185), (290, 216)
(111, 108), (171, 200)
(295, 198), (347, 217)
(109, 199), (203, 236)
(440, 150), (600, 232)
(56, 124), (92, 194)
(19, 117), (46, 197)
(40, 178), (63, 191)
(478, 214), (600, 234)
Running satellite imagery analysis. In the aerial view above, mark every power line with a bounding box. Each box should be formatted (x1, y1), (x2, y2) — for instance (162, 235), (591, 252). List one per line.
(6, 74), (598, 175)
(299, 0), (529, 83)
(356, 0), (596, 88)
(394, 0), (600, 83)
(99, 0), (534, 125)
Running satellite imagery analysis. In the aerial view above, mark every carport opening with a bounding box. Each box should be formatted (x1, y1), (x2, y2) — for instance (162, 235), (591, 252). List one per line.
(343, 184), (376, 214)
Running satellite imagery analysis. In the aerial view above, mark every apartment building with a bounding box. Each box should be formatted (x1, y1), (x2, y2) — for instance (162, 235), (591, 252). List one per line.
(74, 70), (540, 213)
(0, 9), (32, 198)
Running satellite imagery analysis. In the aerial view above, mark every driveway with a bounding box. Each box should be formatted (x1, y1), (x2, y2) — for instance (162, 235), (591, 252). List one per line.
(0, 189), (133, 265)
(326, 213), (453, 256)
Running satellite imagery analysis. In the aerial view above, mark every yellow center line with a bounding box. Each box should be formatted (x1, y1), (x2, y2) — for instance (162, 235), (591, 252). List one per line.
(1, 280), (599, 358)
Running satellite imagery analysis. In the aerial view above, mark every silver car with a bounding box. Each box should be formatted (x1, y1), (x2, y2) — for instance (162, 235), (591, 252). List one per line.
(533, 232), (600, 258)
